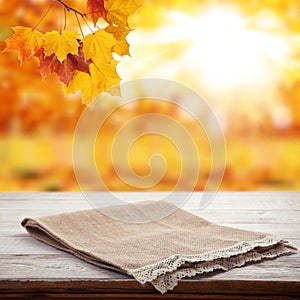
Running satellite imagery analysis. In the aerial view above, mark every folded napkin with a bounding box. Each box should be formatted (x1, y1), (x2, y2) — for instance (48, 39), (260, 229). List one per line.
(21, 201), (297, 293)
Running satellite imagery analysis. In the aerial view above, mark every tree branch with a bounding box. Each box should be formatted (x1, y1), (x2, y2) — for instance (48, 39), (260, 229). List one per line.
(56, 0), (86, 17)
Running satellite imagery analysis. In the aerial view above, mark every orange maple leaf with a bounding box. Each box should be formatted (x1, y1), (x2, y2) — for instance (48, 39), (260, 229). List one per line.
(87, 0), (107, 26)
(4, 26), (44, 64)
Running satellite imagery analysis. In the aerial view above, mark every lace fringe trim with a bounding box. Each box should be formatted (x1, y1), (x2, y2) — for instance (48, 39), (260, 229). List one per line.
(129, 236), (296, 293)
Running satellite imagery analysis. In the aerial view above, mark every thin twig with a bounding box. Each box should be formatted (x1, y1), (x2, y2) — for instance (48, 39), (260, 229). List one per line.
(75, 12), (84, 38)
(33, 2), (54, 30)
(63, 7), (67, 30)
(82, 16), (94, 34)
(56, 0), (86, 17)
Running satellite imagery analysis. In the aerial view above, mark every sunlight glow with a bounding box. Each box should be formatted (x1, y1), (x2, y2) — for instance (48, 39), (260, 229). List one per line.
(167, 7), (289, 90)
(122, 6), (290, 92)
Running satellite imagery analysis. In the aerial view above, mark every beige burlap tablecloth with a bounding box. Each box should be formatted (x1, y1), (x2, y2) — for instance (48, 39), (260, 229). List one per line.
(21, 201), (297, 293)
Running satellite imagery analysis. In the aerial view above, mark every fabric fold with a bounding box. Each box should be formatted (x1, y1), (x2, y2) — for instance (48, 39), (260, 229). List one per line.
(21, 201), (297, 293)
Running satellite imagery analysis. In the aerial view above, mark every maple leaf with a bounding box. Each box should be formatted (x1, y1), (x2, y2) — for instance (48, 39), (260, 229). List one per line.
(4, 26), (44, 64)
(67, 42), (92, 73)
(43, 30), (80, 62)
(38, 53), (61, 80)
(90, 58), (120, 91)
(82, 29), (116, 62)
(2, 0), (139, 106)
(66, 59), (120, 104)
(65, 71), (98, 104)
(87, 0), (107, 26)
(105, 0), (140, 27)
(38, 44), (91, 85)
(105, 25), (131, 56)
(59, 54), (91, 85)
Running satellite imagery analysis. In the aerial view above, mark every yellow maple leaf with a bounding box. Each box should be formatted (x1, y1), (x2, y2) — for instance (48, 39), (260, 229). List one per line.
(4, 26), (44, 63)
(43, 30), (80, 62)
(90, 58), (120, 91)
(105, 0), (140, 27)
(82, 29), (116, 62)
(65, 71), (99, 104)
(105, 25), (131, 56)
(66, 59), (120, 104)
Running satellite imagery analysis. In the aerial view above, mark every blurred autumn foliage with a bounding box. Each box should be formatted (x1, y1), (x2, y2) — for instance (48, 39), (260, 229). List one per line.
(0, 0), (300, 191)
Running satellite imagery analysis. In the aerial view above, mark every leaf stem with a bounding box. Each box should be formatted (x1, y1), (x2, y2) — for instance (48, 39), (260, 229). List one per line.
(63, 7), (67, 30)
(82, 16), (95, 34)
(56, 0), (86, 17)
(33, 2), (54, 30)
(75, 12), (84, 38)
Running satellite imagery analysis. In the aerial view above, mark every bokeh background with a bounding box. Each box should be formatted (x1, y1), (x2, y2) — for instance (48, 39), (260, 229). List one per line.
(0, 0), (299, 191)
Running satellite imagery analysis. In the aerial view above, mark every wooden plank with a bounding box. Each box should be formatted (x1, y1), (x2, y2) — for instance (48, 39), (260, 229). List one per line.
(1, 294), (300, 300)
(0, 236), (64, 255)
(2, 209), (300, 224)
(0, 277), (299, 297)
(0, 200), (92, 210)
(2, 293), (299, 300)
(1, 191), (299, 201)
(1, 222), (299, 239)
(0, 254), (299, 283)
(218, 224), (300, 239)
(1, 192), (299, 298)
(0, 200), (92, 211)
(1, 236), (299, 255)
(0, 207), (300, 224)
(0, 192), (85, 200)
(0, 254), (128, 280)
(1, 198), (300, 211)
(190, 210), (300, 223)
(1, 192), (300, 210)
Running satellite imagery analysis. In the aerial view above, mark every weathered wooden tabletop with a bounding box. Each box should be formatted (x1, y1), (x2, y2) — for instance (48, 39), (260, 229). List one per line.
(0, 192), (299, 299)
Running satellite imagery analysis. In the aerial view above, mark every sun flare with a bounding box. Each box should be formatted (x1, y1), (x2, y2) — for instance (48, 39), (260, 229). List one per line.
(169, 7), (289, 90)
(123, 6), (290, 92)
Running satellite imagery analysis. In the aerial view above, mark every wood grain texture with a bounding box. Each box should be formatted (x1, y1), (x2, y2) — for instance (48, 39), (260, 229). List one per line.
(3, 237), (300, 255)
(0, 192), (299, 299)
(1, 295), (300, 300)
(1, 223), (299, 238)
(2, 209), (300, 223)
(0, 253), (299, 279)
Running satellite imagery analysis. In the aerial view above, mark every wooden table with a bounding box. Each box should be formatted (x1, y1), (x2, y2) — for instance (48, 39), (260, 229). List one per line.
(0, 192), (299, 299)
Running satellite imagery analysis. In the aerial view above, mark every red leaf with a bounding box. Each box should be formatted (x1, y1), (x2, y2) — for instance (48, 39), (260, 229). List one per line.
(87, 0), (107, 26)
(59, 53), (91, 85)
(37, 45), (91, 85)
(37, 48), (61, 79)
